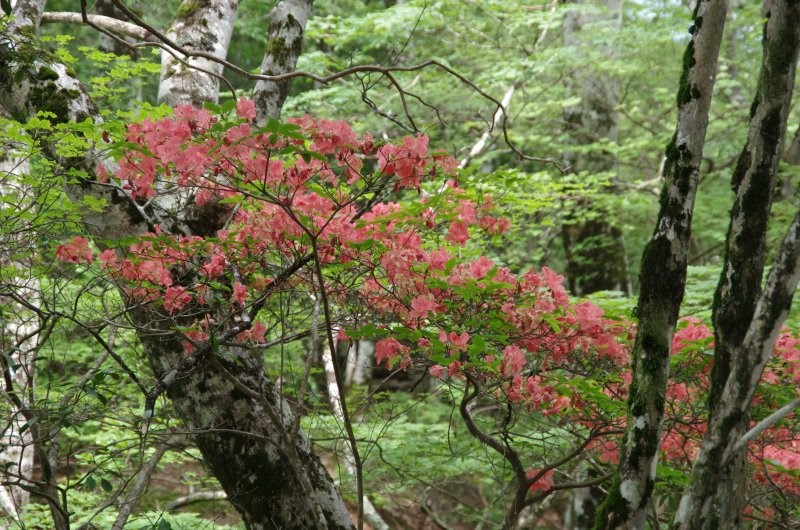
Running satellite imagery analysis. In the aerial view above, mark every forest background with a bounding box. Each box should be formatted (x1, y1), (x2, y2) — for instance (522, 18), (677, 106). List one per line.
(1, 0), (799, 529)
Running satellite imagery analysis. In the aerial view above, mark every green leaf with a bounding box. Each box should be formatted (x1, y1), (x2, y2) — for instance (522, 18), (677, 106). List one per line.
(82, 195), (107, 212)
(542, 314), (561, 334)
(100, 478), (113, 492)
(1, 0), (11, 16)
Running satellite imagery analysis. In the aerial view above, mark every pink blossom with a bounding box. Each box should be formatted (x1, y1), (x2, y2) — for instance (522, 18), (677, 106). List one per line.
(375, 338), (409, 368)
(236, 98), (257, 121)
(429, 365), (446, 378)
(200, 253), (227, 279)
(97, 249), (119, 269)
(468, 256), (494, 279)
(56, 236), (93, 265)
(672, 317), (713, 354)
(542, 266), (569, 306)
(448, 331), (470, 347)
(425, 248), (452, 270)
(448, 360), (462, 376)
(456, 200), (477, 224)
(526, 468), (554, 493)
(764, 445), (800, 469)
(409, 294), (438, 320)
(446, 221), (469, 245)
(502, 345), (526, 376)
(237, 321), (267, 343)
(164, 286), (191, 314)
(232, 282), (247, 307)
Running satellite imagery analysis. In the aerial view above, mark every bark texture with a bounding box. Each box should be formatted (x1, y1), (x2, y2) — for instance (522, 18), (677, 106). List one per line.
(252, 0), (313, 123)
(158, 0), (239, 108)
(0, 155), (35, 524)
(593, 1), (728, 528)
(673, 2), (800, 527)
(1, 2), (356, 528)
(134, 309), (354, 530)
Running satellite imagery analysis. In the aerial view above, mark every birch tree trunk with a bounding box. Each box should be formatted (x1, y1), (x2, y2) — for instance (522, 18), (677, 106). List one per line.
(594, 1), (728, 528)
(1, 0), (355, 528)
(0, 153), (36, 525)
(674, 2), (800, 527)
(158, 0), (239, 108)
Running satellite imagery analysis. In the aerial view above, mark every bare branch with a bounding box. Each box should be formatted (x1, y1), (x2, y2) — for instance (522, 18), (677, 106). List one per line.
(101, 0), (563, 170)
(735, 396), (800, 452)
(165, 490), (227, 511)
(112, 436), (177, 530)
(459, 84), (515, 169)
(41, 11), (153, 41)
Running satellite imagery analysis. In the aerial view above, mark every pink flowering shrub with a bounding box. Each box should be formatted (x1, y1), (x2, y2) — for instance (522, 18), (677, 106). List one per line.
(53, 99), (799, 511)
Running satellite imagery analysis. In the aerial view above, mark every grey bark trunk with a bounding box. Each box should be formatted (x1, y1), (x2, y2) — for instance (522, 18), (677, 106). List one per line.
(674, 1), (800, 527)
(252, 0), (313, 123)
(134, 308), (354, 530)
(158, 0), (239, 108)
(0, 156), (35, 524)
(593, 1), (728, 528)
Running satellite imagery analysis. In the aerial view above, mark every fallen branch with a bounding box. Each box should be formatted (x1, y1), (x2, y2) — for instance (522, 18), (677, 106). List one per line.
(164, 490), (228, 511)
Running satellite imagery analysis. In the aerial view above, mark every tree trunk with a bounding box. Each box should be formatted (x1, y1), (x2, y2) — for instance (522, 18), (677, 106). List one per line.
(0, 154), (35, 524)
(674, 2), (800, 527)
(561, 0), (630, 297)
(133, 306), (354, 530)
(1, 1), (356, 528)
(252, 0), (313, 123)
(158, 0), (239, 108)
(593, 1), (728, 528)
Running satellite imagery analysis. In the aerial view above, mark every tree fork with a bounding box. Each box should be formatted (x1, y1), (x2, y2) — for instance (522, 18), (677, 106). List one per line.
(674, 1), (800, 527)
(593, 1), (728, 528)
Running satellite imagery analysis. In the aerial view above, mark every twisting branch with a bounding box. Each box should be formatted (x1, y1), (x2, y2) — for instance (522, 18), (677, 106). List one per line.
(58, 0), (566, 171)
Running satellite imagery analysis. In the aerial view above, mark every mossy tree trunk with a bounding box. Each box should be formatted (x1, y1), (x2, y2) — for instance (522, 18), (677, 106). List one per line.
(593, 1), (728, 528)
(252, 0), (313, 124)
(1, 0), (355, 528)
(674, 2), (800, 528)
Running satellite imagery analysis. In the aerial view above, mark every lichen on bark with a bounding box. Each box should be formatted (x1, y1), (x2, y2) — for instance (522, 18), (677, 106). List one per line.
(594, 2), (728, 528)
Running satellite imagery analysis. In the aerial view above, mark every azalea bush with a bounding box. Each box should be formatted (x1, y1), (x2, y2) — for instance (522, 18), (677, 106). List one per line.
(52, 101), (799, 525)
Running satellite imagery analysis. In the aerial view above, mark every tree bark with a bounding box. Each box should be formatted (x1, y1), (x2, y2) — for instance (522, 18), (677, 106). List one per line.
(133, 308), (354, 530)
(158, 0), (239, 108)
(0, 155), (35, 525)
(593, 1), (728, 528)
(673, 2), (800, 527)
(252, 0), (313, 123)
(1, 1), (356, 528)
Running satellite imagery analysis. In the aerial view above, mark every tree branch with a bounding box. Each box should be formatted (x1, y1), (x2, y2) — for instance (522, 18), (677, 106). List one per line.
(41, 11), (153, 41)
(734, 396), (800, 452)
